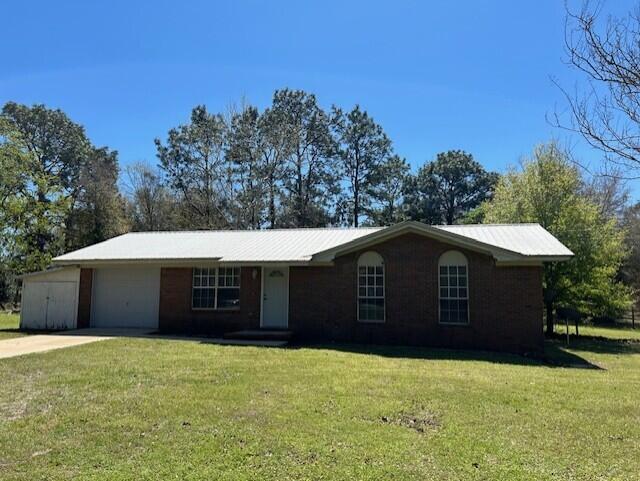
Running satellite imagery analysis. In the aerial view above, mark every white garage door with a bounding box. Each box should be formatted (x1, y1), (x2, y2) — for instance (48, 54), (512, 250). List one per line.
(92, 267), (160, 328)
(21, 281), (77, 330)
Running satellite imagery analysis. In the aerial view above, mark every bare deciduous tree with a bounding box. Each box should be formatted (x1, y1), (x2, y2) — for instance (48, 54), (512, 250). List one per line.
(552, 1), (640, 178)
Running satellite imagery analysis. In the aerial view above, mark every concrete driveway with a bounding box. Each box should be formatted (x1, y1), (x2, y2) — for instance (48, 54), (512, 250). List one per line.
(0, 328), (152, 360)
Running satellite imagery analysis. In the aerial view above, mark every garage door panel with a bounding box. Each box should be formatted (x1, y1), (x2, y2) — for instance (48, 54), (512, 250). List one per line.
(92, 267), (160, 328)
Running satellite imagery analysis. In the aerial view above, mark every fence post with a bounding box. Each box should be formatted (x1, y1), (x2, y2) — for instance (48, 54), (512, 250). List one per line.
(566, 317), (570, 346)
(633, 307), (635, 330)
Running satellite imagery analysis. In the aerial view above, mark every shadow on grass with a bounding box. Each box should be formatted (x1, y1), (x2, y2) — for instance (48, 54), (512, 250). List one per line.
(290, 341), (605, 370)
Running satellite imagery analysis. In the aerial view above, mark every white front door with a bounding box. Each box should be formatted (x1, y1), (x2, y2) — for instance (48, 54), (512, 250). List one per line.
(261, 267), (289, 329)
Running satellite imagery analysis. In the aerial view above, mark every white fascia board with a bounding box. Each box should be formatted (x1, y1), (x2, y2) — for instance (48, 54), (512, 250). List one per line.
(52, 258), (318, 268)
(495, 255), (573, 266)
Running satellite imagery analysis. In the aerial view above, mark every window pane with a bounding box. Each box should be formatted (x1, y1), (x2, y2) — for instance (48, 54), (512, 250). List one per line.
(217, 288), (240, 309)
(359, 298), (384, 321)
(194, 276), (201, 287)
(358, 299), (369, 320)
(372, 304), (384, 321)
(192, 289), (201, 307)
(439, 262), (469, 323)
(231, 268), (240, 286)
(358, 262), (384, 321)
(208, 275), (216, 287)
(193, 287), (215, 309)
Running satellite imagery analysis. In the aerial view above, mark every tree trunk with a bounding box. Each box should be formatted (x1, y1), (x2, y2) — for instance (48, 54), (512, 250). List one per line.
(545, 301), (555, 337)
(353, 187), (359, 228)
(269, 180), (276, 229)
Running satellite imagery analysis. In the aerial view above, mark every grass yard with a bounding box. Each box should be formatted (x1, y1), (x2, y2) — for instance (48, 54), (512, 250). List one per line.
(554, 322), (640, 341)
(0, 327), (639, 480)
(0, 313), (23, 340)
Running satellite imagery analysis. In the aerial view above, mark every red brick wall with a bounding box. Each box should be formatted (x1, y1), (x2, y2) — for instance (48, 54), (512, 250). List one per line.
(158, 266), (261, 334)
(289, 233), (544, 352)
(76, 268), (93, 329)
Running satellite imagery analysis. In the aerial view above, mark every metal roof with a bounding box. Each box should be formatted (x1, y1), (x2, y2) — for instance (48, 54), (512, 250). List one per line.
(434, 223), (574, 257)
(53, 227), (383, 264)
(52, 222), (573, 265)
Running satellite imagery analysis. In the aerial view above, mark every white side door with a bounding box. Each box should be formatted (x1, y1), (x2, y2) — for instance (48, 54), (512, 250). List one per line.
(92, 267), (160, 328)
(45, 282), (77, 329)
(261, 267), (289, 329)
(20, 282), (48, 329)
(20, 281), (77, 330)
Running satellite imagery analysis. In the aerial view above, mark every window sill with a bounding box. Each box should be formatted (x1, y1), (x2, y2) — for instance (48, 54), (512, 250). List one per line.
(357, 319), (386, 324)
(438, 321), (470, 326)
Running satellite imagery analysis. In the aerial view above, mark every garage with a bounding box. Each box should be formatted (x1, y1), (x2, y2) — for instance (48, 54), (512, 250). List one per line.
(91, 266), (160, 328)
(20, 268), (79, 330)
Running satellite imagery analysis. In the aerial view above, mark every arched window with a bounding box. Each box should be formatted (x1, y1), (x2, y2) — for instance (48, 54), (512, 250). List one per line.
(438, 251), (469, 324)
(357, 251), (385, 322)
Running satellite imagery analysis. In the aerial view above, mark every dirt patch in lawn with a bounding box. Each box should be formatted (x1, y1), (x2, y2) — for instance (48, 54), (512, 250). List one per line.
(381, 407), (440, 434)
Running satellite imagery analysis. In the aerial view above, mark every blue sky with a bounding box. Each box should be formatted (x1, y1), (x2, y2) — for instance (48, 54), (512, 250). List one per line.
(1, 0), (638, 199)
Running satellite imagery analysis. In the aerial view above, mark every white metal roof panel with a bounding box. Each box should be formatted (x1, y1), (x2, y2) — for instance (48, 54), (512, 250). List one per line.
(53, 227), (384, 263)
(435, 224), (574, 257)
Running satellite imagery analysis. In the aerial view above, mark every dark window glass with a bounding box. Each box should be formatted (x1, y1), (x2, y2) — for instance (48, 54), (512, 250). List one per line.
(217, 288), (240, 309)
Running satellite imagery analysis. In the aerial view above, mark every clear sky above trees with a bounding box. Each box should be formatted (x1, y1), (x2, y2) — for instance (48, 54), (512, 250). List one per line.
(1, 0), (637, 199)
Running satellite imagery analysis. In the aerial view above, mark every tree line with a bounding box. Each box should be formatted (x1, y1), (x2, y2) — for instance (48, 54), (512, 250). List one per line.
(0, 89), (639, 334)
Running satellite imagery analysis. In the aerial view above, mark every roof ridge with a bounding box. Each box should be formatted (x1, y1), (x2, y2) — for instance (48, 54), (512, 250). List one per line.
(124, 226), (385, 235)
(437, 223), (541, 227)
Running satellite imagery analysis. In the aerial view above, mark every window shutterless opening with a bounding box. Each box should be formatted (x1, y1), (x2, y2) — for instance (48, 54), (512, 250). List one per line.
(192, 266), (240, 310)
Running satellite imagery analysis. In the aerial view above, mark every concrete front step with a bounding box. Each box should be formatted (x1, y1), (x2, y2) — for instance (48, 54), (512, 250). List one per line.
(223, 329), (293, 342)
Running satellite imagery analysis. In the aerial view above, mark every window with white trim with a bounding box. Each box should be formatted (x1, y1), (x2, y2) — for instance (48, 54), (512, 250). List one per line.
(192, 267), (240, 309)
(357, 251), (385, 322)
(438, 251), (469, 324)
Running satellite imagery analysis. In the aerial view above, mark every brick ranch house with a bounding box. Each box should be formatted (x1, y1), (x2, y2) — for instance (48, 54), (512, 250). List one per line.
(19, 221), (573, 352)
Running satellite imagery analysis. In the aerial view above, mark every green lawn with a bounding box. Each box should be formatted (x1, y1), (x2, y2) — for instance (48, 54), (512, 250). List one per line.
(0, 313), (23, 340)
(554, 322), (640, 341)
(0, 328), (639, 480)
